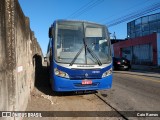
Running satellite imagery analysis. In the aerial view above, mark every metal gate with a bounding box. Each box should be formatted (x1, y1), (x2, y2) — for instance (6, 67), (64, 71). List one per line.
(122, 44), (153, 65)
(132, 44), (152, 65)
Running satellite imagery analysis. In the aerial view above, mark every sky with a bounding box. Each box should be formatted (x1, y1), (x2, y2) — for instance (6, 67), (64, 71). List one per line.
(18, 0), (160, 55)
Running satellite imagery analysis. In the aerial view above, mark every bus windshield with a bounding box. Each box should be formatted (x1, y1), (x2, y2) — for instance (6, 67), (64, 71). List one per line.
(55, 21), (111, 65)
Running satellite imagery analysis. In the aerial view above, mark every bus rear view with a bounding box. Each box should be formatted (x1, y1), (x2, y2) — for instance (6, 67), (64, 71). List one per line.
(46, 20), (112, 92)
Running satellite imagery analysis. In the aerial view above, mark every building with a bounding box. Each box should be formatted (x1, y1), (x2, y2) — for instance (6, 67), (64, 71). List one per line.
(127, 12), (160, 39)
(113, 13), (160, 66)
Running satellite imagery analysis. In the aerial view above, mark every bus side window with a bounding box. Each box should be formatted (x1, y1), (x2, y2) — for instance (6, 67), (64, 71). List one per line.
(57, 36), (61, 48)
(47, 41), (50, 53)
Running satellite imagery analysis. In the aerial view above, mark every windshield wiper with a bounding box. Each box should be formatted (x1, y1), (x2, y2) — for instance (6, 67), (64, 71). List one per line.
(69, 46), (84, 66)
(69, 45), (102, 66)
(86, 46), (102, 66)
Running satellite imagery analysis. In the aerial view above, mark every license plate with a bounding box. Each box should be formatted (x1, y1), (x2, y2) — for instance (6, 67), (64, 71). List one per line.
(82, 80), (92, 85)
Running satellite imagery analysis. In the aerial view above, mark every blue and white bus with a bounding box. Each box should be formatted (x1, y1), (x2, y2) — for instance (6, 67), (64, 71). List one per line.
(46, 20), (112, 92)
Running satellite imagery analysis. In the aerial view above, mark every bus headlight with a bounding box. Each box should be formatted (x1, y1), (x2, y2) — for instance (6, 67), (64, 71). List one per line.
(102, 68), (112, 78)
(54, 68), (69, 78)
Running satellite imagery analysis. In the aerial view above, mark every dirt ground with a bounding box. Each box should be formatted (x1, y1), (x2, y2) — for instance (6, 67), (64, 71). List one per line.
(24, 88), (123, 120)
(23, 62), (123, 120)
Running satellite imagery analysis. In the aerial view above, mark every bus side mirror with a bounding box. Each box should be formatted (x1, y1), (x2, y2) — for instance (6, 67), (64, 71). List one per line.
(49, 27), (54, 38)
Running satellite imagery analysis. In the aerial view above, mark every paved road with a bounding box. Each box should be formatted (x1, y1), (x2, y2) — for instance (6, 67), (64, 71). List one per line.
(98, 71), (160, 120)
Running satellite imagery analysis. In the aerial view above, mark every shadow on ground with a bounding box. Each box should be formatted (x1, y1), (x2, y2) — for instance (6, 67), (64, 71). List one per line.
(33, 54), (52, 95)
(33, 54), (97, 96)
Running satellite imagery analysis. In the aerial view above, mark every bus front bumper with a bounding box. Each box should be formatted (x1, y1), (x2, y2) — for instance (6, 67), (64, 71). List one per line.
(52, 75), (112, 92)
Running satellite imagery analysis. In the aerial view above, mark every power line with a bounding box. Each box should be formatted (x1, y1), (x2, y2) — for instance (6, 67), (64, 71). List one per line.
(66, 0), (94, 19)
(67, 0), (104, 19)
(106, 2), (160, 26)
(99, 0), (150, 23)
(73, 0), (104, 18)
(105, 2), (160, 27)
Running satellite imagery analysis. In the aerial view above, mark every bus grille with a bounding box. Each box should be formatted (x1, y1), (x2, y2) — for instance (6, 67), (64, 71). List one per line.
(70, 75), (101, 80)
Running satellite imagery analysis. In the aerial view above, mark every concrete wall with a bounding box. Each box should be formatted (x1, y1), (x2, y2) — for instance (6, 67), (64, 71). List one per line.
(0, 0), (42, 119)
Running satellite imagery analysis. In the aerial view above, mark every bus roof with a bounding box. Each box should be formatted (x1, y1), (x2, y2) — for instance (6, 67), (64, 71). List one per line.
(52, 19), (107, 27)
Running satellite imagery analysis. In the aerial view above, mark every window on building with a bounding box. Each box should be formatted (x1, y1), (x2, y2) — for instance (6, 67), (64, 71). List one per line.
(142, 31), (149, 36)
(157, 21), (160, 29)
(149, 14), (157, 22)
(150, 30), (157, 34)
(130, 28), (135, 33)
(135, 24), (141, 31)
(127, 23), (131, 33)
(157, 29), (160, 32)
(142, 24), (149, 31)
(150, 22), (158, 31)
(128, 28), (131, 33)
(127, 22), (131, 28)
(130, 33), (135, 38)
(135, 18), (141, 25)
(130, 21), (135, 28)
(142, 16), (148, 24)
(157, 13), (160, 20)
(136, 31), (142, 37)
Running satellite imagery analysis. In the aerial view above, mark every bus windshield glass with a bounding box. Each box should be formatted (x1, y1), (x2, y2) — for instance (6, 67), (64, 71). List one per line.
(55, 21), (111, 65)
